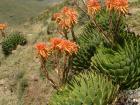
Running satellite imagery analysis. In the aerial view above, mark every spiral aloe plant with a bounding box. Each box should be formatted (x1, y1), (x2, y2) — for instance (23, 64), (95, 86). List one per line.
(91, 38), (140, 89)
(49, 72), (119, 105)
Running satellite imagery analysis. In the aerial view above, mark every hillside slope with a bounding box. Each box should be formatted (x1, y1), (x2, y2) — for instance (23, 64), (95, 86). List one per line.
(0, 0), (61, 26)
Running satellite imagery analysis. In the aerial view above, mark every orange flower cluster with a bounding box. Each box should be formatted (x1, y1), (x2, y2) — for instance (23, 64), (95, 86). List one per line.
(35, 38), (79, 59)
(87, 0), (101, 15)
(50, 37), (78, 55)
(50, 37), (62, 50)
(106, 0), (114, 10)
(0, 24), (7, 30)
(35, 43), (50, 59)
(105, 0), (128, 14)
(52, 7), (78, 33)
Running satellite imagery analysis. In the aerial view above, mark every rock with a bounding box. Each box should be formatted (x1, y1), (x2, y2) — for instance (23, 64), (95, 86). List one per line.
(124, 88), (140, 105)
(116, 88), (140, 105)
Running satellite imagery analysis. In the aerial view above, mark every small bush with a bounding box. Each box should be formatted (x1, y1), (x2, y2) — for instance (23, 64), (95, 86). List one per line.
(2, 32), (27, 56)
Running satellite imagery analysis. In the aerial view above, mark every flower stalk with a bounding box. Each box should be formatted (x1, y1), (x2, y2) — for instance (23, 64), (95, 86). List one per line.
(85, 0), (128, 47)
(71, 26), (77, 42)
(40, 56), (58, 90)
(35, 38), (79, 88)
(52, 7), (78, 41)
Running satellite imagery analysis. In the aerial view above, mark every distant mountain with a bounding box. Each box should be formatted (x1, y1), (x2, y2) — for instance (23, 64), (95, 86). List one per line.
(0, 0), (61, 26)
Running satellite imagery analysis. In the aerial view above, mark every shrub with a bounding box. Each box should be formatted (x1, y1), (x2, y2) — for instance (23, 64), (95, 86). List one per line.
(49, 72), (119, 105)
(2, 32), (27, 56)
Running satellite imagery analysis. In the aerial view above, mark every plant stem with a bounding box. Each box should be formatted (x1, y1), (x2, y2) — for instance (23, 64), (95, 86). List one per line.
(62, 54), (68, 84)
(114, 12), (122, 41)
(71, 27), (77, 42)
(40, 57), (58, 90)
(109, 11), (113, 33)
(62, 54), (74, 84)
(0, 30), (5, 37)
(64, 31), (68, 40)
(56, 53), (62, 83)
(66, 55), (74, 80)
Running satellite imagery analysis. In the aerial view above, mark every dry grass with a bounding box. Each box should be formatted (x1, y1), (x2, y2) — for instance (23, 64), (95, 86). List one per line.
(127, 3), (140, 34)
(0, 24), (54, 105)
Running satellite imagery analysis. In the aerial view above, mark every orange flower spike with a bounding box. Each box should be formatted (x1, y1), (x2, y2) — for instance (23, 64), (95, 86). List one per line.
(63, 7), (78, 25)
(67, 8), (78, 26)
(52, 7), (78, 35)
(105, 0), (115, 11)
(87, 0), (101, 16)
(51, 13), (62, 22)
(61, 6), (69, 13)
(65, 42), (79, 55)
(50, 37), (62, 50)
(57, 39), (79, 55)
(69, 42), (79, 54)
(53, 12), (69, 31)
(56, 39), (68, 52)
(50, 38), (79, 55)
(35, 43), (49, 59)
(114, 0), (128, 14)
(58, 19), (70, 31)
(61, 7), (78, 28)
(0, 24), (7, 30)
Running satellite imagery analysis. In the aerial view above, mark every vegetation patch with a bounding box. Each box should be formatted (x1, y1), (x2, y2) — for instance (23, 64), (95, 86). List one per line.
(1, 32), (27, 56)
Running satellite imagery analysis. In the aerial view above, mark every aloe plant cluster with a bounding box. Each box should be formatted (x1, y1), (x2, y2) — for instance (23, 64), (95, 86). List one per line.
(2, 32), (27, 55)
(49, 72), (119, 105)
(37, 0), (140, 104)
(71, 0), (140, 90)
(91, 38), (140, 89)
